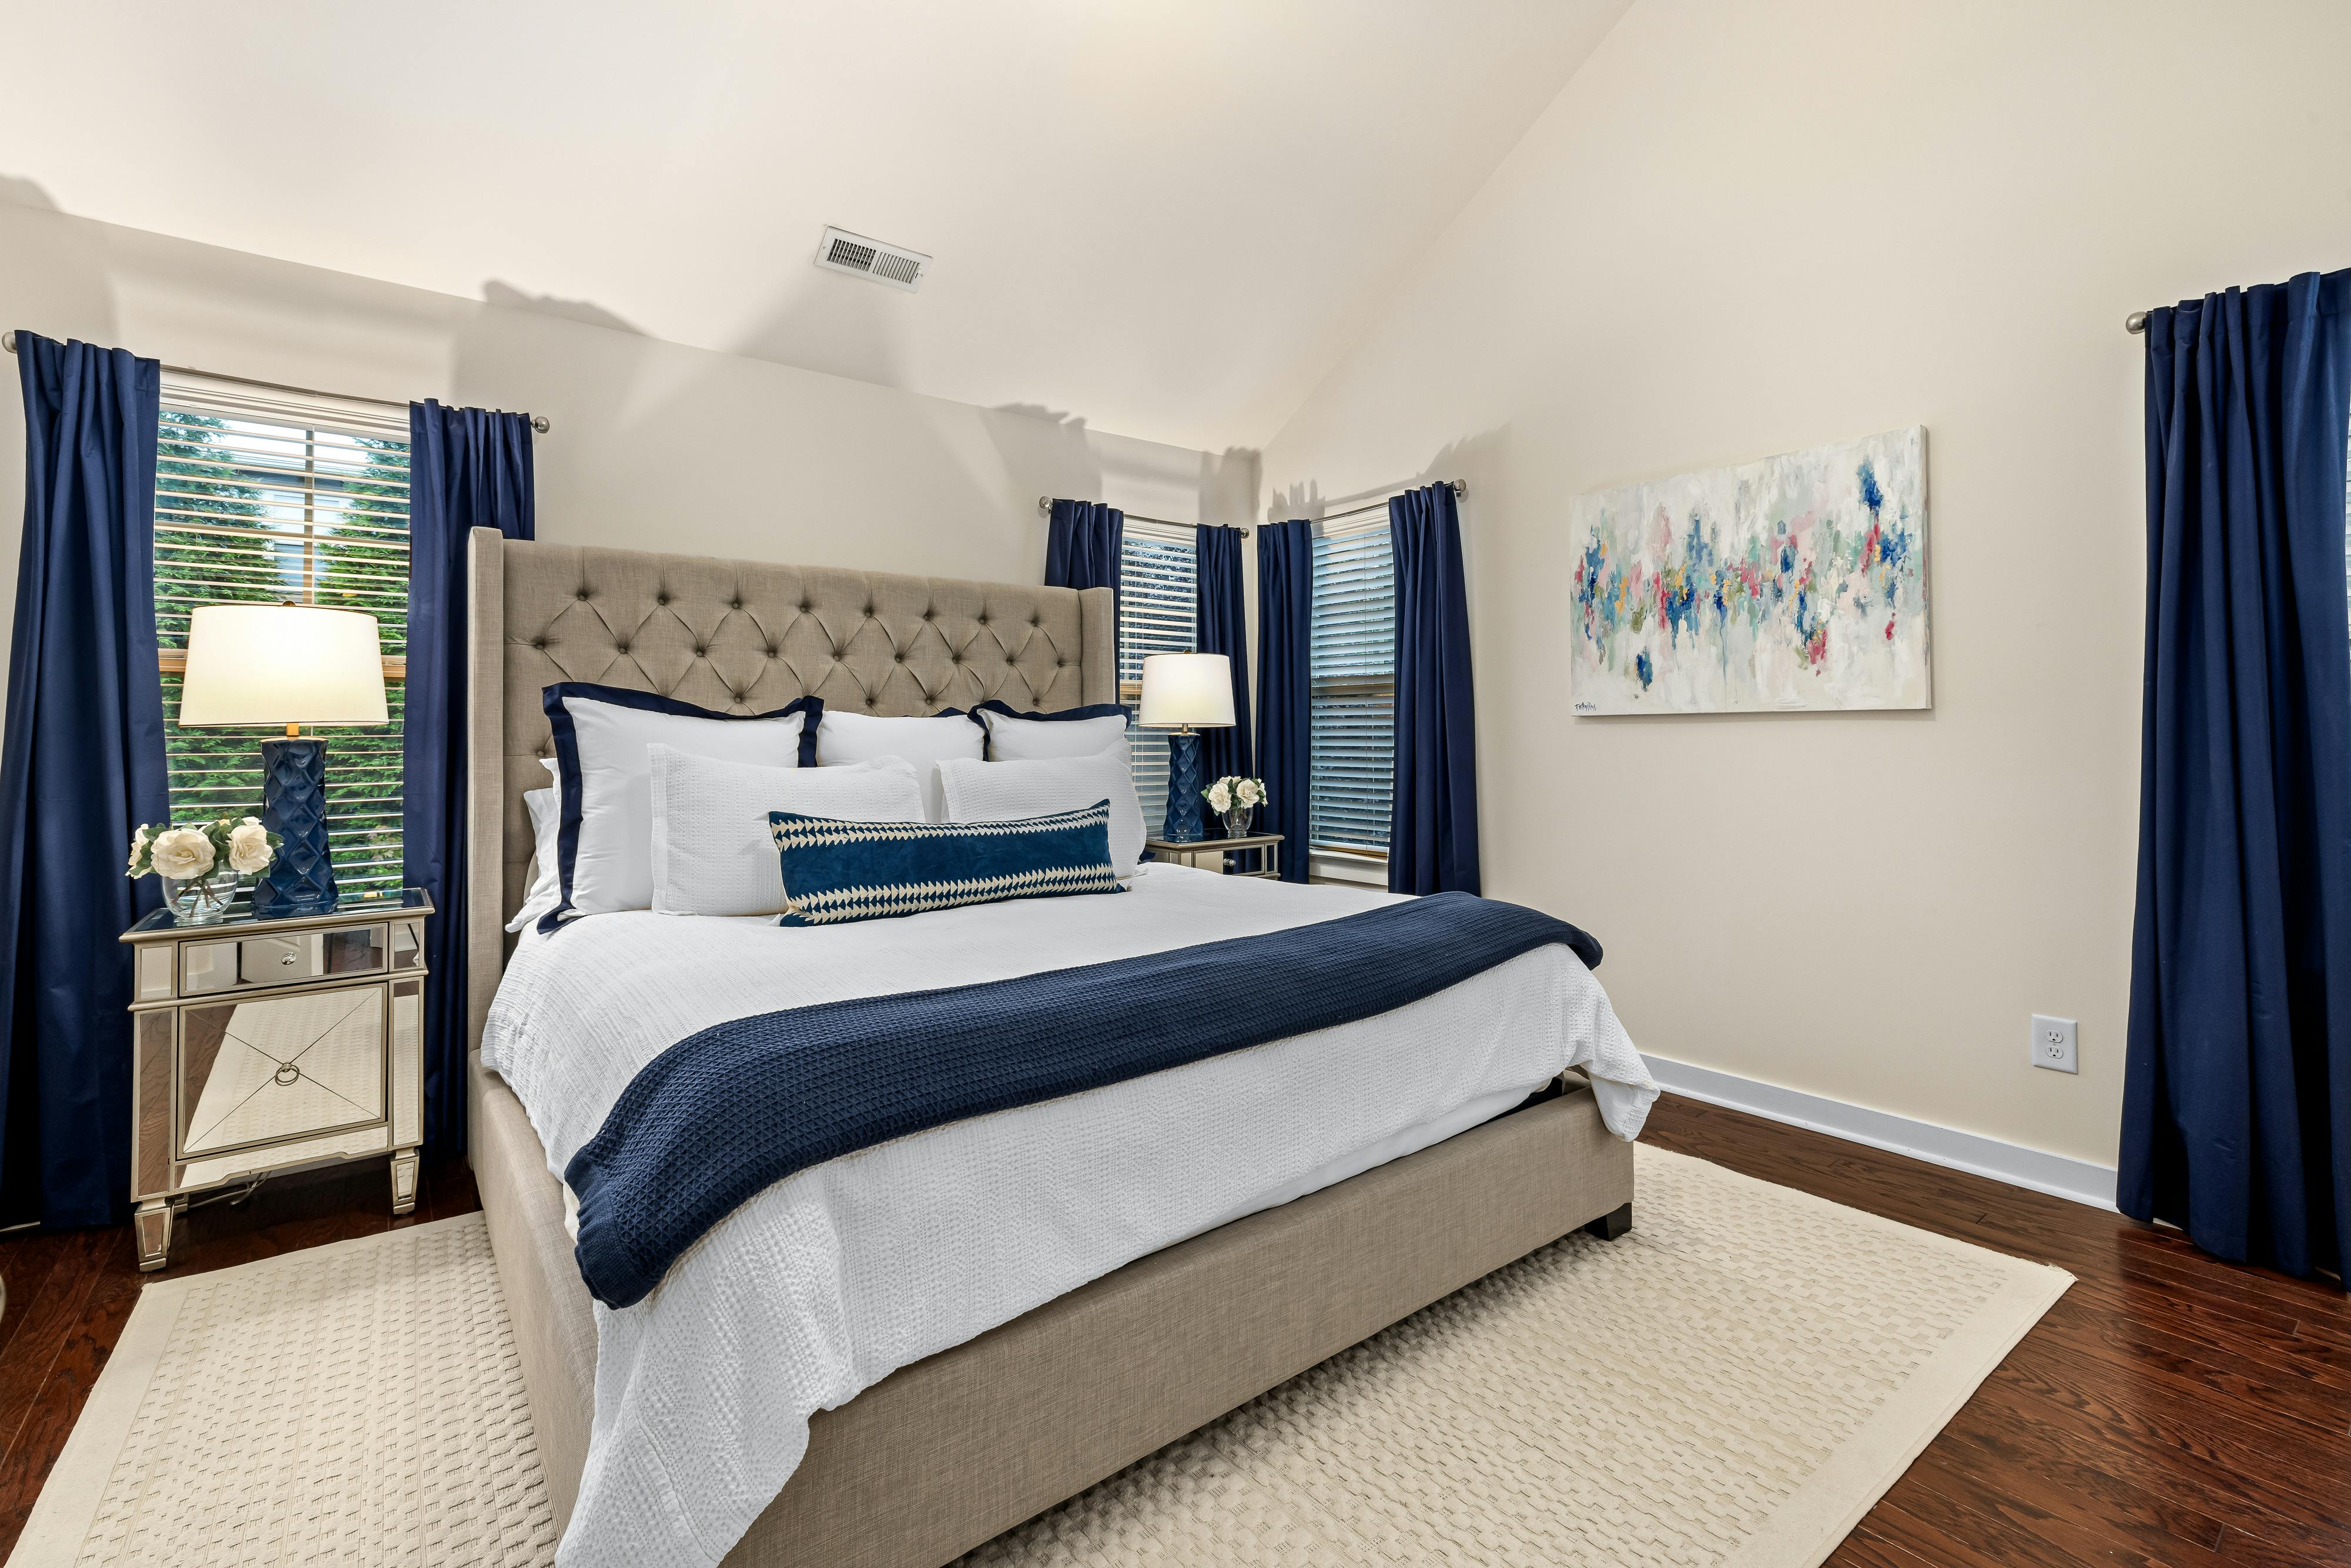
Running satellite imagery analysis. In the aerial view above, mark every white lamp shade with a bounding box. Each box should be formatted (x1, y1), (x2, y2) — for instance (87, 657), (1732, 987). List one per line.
(1138, 652), (1235, 728)
(178, 604), (390, 726)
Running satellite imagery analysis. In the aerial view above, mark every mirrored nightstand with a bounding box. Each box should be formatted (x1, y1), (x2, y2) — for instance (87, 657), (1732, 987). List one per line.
(1146, 833), (1283, 879)
(119, 888), (431, 1271)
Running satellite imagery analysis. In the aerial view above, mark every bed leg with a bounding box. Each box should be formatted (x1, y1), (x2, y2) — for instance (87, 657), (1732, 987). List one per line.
(1582, 1202), (1632, 1241)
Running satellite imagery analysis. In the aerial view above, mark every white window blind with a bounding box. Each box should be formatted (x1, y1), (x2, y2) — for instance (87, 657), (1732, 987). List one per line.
(1117, 523), (1197, 829)
(1310, 519), (1394, 858)
(154, 379), (412, 901)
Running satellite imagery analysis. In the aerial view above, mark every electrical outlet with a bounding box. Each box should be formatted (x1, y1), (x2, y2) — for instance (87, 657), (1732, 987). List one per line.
(2031, 1014), (2078, 1074)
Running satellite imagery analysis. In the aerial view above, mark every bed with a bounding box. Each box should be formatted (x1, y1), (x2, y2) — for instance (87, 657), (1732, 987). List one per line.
(460, 530), (1652, 1568)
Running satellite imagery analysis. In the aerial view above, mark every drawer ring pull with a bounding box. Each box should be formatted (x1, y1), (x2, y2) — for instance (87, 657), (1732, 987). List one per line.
(273, 1064), (300, 1086)
(278, 953), (297, 967)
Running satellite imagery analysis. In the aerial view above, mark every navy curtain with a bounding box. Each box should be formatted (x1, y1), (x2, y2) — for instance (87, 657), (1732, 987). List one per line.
(2122, 271), (2351, 1284)
(1194, 525), (1254, 832)
(407, 401), (535, 1158)
(1388, 484), (1480, 896)
(0, 334), (166, 1228)
(1044, 500), (1123, 601)
(1256, 520), (1312, 880)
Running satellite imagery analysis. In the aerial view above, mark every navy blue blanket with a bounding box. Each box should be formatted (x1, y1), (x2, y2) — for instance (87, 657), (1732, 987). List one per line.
(566, 892), (1602, 1308)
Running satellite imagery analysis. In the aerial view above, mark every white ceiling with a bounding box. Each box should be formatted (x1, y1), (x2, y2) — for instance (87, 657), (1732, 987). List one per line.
(0, 1), (1625, 453)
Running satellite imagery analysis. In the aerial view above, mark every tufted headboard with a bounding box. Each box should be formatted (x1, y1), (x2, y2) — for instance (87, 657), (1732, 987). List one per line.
(463, 528), (1116, 1048)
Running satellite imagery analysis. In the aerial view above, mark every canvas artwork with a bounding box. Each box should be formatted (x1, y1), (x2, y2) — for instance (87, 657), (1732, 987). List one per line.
(1568, 425), (1930, 715)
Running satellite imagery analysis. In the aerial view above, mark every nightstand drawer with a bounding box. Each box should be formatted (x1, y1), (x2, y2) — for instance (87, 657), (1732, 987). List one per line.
(177, 983), (387, 1159)
(180, 924), (387, 997)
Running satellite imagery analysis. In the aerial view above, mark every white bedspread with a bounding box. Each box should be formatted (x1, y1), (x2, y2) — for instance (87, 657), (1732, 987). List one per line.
(482, 866), (1656, 1568)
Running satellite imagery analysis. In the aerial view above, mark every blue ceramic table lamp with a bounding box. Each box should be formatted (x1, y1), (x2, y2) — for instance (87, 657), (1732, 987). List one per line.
(1139, 652), (1234, 844)
(178, 603), (389, 919)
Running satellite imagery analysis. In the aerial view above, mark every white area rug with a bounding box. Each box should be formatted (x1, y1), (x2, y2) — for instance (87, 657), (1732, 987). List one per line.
(12, 1147), (2068, 1568)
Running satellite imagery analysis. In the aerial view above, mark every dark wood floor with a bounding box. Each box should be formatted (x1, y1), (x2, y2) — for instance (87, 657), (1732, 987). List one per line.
(0, 1102), (2341, 1565)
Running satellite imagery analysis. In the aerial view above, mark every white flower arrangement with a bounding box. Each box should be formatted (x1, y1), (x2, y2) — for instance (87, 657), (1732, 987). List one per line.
(1204, 776), (1267, 815)
(127, 815), (280, 884)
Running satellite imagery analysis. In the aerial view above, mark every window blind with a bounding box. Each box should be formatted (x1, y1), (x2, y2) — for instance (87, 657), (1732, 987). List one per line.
(1310, 520), (1395, 857)
(154, 378), (412, 901)
(1117, 523), (1197, 828)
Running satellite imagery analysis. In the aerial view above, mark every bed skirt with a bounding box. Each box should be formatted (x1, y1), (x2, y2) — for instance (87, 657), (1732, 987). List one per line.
(468, 1052), (1633, 1568)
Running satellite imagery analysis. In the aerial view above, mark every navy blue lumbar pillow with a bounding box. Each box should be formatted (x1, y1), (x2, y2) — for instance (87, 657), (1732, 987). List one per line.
(769, 802), (1122, 926)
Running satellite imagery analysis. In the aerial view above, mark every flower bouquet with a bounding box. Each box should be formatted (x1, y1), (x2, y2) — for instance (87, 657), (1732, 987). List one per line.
(128, 816), (280, 926)
(1203, 776), (1266, 838)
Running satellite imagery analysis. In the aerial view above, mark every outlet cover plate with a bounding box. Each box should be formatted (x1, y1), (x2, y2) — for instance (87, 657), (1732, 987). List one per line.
(2031, 1014), (2078, 1074)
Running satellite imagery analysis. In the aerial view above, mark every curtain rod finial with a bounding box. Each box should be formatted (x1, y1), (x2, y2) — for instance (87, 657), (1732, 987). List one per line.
(530, 414), (551, 435)
(2, 330), (15, 354)
(1450, 480), (1466, 499)
(1038, 495), (1052, 515)
(2126, 310), (2150, 334)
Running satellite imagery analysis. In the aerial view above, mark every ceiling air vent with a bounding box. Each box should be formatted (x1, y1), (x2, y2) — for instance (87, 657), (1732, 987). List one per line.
(815, 227), (931, 292)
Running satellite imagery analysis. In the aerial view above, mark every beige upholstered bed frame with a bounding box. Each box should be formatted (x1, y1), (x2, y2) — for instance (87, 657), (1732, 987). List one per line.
(461, 527), (1633, 1567)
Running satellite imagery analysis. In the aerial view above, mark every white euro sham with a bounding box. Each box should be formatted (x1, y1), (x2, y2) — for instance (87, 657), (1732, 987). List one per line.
(814, 711), (983, 819)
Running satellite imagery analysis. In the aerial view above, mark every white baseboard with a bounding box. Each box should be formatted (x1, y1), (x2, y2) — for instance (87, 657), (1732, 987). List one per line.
(1643, 1054), (2118, 1211)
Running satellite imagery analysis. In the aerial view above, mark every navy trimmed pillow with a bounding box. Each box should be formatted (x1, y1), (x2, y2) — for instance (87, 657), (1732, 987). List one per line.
(769, 802), (1123, 926)
(967, 699), (1131, 761)
(542, 682), (822, 933)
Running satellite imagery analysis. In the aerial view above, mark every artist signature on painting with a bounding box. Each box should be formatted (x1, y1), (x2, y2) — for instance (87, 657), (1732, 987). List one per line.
(1573, 702), (1600, 713)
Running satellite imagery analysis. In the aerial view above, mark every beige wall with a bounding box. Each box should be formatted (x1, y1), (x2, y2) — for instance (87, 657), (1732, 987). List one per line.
(1262, 0), (2351, 1170)
(0, 199), (1255, 722)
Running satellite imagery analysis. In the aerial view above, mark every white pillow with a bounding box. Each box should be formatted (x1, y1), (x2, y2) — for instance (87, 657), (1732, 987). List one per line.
(544, 685), (816, 928)
(975, 702), (1131, 762)
(649, 748), (925, 917)
(936, 752), (1146, 880)
(815, 711), (984, 820)
(505, 782), (562, 934)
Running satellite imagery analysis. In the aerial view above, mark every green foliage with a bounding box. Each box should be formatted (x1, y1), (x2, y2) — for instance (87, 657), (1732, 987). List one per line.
(155, 409), (411, 899)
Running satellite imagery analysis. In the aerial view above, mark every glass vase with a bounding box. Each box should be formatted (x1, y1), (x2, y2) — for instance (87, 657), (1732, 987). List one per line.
(1221, 805), (1255, 839)
(162, 870), (242, 926)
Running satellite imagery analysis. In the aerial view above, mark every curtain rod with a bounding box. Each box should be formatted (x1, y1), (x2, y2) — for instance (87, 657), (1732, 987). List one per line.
(1289, 478), (1469, 526)
(1035, 478), (1465, 534)
(1036, 497), (1251, 538)
(2, 330), (552, 434)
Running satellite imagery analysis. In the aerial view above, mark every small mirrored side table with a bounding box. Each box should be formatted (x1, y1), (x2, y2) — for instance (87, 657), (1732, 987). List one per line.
(1145, 833), (1284, 879)
(119, 888), (431, 1271)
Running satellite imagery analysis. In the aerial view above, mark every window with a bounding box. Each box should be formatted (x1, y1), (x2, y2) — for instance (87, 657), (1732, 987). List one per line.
(154, 380), (412, 900)
(1117, 523), (1197, 827)
(1309, 518), (1394, 866)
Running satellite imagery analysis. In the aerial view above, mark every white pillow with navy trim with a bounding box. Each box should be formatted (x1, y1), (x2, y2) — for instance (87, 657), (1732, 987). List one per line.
(936, 751), (1146, 879)
(650, 748), (925, 917)
(815, 711), (983, 820)
(542, 683), (820, 931)
(970, 699), (1131, 762)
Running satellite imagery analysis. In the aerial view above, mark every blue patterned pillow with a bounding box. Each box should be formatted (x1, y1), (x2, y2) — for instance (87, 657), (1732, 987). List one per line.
(768, 802), (1124, 926)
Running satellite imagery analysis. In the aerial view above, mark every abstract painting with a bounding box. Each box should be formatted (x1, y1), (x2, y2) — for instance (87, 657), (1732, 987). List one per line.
(1568, 426), (1930, 714)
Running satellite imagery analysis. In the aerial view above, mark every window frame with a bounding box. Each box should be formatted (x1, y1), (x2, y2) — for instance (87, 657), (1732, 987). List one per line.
(1307, 511), (1395, 883)
(152, 376), (414, 901)
(1115, 519), (1198, 833)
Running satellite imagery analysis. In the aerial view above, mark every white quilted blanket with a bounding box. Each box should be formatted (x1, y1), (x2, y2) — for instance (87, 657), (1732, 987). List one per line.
(482, 865), (1656, 1568)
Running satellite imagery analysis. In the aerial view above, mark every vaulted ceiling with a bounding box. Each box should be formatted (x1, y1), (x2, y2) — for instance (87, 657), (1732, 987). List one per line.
(0, 1), (1626, 452)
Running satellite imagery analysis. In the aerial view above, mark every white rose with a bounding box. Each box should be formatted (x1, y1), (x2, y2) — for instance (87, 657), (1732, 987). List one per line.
(1204, 780), (1232, 812)
(148, 827), (217, 880)
(227, 820), (274, 874)
(1236, 779), (1264, 808)
(126, 824), (150, 873)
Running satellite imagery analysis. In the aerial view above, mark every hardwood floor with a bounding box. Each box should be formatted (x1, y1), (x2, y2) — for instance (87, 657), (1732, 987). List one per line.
(0, 1152), (479, 1556)
(1641, 1097), (2351, 1568)
(0, 1102), (2340, 1564)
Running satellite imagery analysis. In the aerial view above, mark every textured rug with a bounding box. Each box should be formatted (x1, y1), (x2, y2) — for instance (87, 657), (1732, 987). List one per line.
(12, 1146), (2068, 1568)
